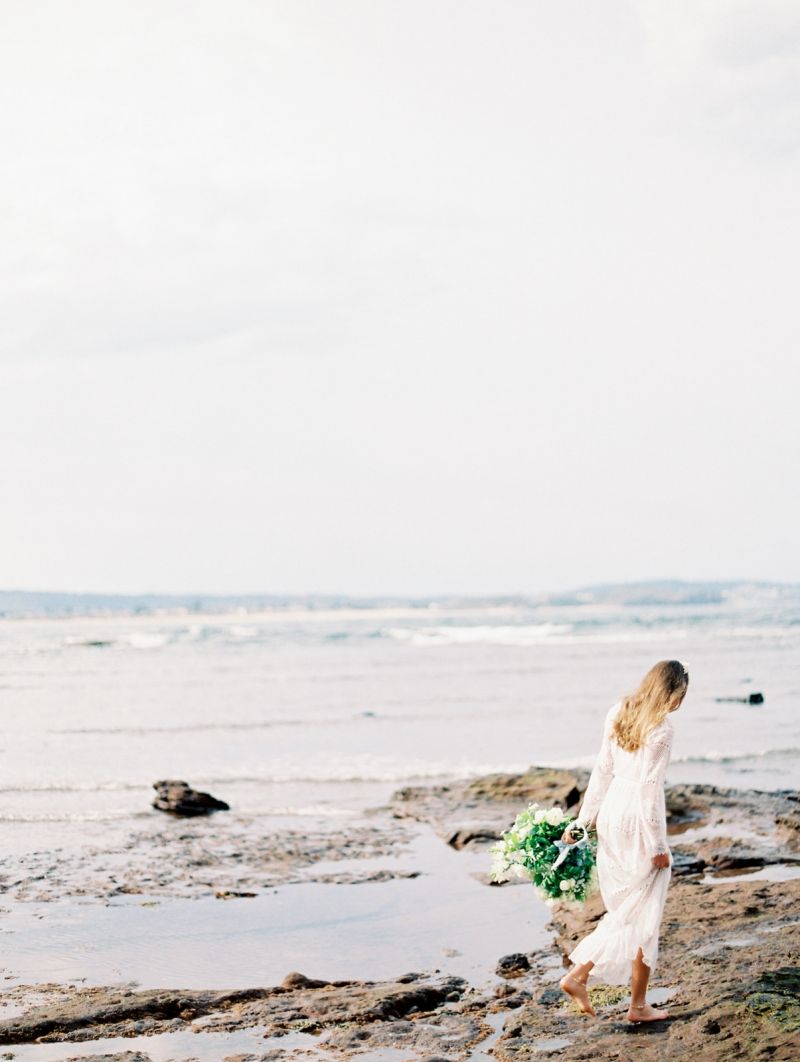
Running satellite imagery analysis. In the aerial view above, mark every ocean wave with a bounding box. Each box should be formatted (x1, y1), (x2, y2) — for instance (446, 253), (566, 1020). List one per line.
(51, 718), (334, 735)
(548, 747), (800, 770)
(0, 805), (357, 823)
(0, 780), (150, 793)
(383, 623), (572, 647)
(0, 761), (534, 794)
(253, 803), (359, 818)
(0, 810), (150, 823)
(671, 747), (800, 765)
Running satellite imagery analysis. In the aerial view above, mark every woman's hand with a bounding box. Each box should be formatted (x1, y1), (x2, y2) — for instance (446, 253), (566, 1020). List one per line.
(652, 852), (670, 869)
(561, 824), (581, 844)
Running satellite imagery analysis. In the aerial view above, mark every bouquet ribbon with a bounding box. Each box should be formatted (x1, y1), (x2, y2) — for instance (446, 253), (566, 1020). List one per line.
(551, 822), (591, 870)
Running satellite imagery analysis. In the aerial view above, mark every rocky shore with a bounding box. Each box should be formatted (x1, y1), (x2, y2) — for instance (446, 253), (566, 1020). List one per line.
(1, 767), (798, 1060)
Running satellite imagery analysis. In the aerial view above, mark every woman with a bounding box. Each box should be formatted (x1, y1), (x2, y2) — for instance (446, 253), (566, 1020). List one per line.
(559, 659), (688, 1023)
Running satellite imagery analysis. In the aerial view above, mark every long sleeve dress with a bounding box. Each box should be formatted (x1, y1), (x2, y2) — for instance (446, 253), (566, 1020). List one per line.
(567, 700), (673, 985)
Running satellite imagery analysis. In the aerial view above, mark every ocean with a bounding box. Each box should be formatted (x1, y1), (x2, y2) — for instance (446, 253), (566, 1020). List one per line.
(1, 582), (797, 853)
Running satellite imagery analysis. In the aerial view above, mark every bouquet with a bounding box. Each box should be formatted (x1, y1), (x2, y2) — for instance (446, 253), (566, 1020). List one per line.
(488, 802), (598, 906)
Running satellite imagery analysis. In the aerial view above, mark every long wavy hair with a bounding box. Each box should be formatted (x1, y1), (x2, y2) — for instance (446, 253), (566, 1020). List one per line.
(611, 660), (689, 753)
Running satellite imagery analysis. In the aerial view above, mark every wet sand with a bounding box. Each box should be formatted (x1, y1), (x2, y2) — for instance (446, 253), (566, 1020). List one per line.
(1, 766), (799, 1060)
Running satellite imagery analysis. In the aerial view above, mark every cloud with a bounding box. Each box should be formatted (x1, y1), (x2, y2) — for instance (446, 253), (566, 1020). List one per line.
(631, 0), (800, 156)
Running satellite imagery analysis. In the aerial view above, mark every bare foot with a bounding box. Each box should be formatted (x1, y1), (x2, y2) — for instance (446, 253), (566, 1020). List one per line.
(559, 974), (597, 1016)
(626, 1002), (669, 1022)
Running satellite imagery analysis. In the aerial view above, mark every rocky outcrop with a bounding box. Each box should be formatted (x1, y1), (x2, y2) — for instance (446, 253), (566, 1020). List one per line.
(0, 973), (471, 1046)
(2, 817), (414, 902)
(3, 764), (799, 1060)
(496, 875), (800, 1061)
(390, 766), (586, 846)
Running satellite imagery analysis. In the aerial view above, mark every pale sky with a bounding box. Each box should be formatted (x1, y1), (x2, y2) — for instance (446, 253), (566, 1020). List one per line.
(1, 0), (799, 596)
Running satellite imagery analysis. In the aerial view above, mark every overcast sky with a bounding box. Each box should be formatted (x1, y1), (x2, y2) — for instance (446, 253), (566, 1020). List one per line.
(1, 0), (798, 596)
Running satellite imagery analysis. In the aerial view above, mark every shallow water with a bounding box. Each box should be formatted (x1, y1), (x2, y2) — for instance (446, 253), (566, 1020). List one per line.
(5, 1025), (325, 1062)
(1, 829), (549, 991)
(701, 862), (800, 885)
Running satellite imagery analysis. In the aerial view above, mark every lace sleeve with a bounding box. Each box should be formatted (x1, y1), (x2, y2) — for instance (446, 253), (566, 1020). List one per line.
(641, 723), (673, 857)
(575, 708), (615, 828)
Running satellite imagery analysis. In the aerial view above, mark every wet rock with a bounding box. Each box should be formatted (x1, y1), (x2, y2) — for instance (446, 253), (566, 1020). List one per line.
(494, 983), (516, 997)
(665, 786), (711, 830)
(669, 848), (707, 875)
(321, 1011), (487, 1058)
(66, 1055), (152, 1062)
(741, 967), (800, 1031)
(152, 779), (230, 816)
(390, 767), (586, 845)
(0, 974), (469, 1046)
(463, 768), (582, 809)
(527, 875), (800, 1062)
(2, 817), (412, 902)
(447, 827), (504, 849)
(495, 953), (531, 979)
(311, 867), (421, 884)
(694, 838), (800, 873)
(776, 796), (800, 837)
(0, 987), (270, 1044)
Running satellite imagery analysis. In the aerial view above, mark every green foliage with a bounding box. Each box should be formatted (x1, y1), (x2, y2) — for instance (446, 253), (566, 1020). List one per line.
(488, 802), (599, 905)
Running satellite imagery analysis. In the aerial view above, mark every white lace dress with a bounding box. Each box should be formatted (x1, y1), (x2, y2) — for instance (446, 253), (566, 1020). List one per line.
(568, 700), (673, 985)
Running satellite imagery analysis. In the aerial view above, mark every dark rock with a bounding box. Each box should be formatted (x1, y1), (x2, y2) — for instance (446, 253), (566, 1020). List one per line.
(65, 1055), (152, 1061)
(447, 827), (503, 849)
(537, 987), (564, 1007)
(706, 845), (767, 871)
(151, 780), (230, 816)
(777, 809), (800, 834)
(669, 849), (707, 876)
(495, 953), (531, 979)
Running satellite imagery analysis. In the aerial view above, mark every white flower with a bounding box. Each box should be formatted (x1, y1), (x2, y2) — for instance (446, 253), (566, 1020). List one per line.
(544, 897), (555, 907)
(559, 878), (575, 892)
(545, 806), (564, 826)
(533, 809), (546, 824)
(517, 824), (531, 838)
(490, 854), (507, 877)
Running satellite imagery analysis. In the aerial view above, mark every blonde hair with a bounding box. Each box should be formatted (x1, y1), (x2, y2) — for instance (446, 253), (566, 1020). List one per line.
(611, 660), (689, 753)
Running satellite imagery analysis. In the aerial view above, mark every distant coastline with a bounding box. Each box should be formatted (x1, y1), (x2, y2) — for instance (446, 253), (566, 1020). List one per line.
(1, 579), (797, 620)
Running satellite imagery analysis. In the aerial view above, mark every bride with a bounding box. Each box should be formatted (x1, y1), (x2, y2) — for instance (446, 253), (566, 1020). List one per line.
(559, 659), (689, 1022)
